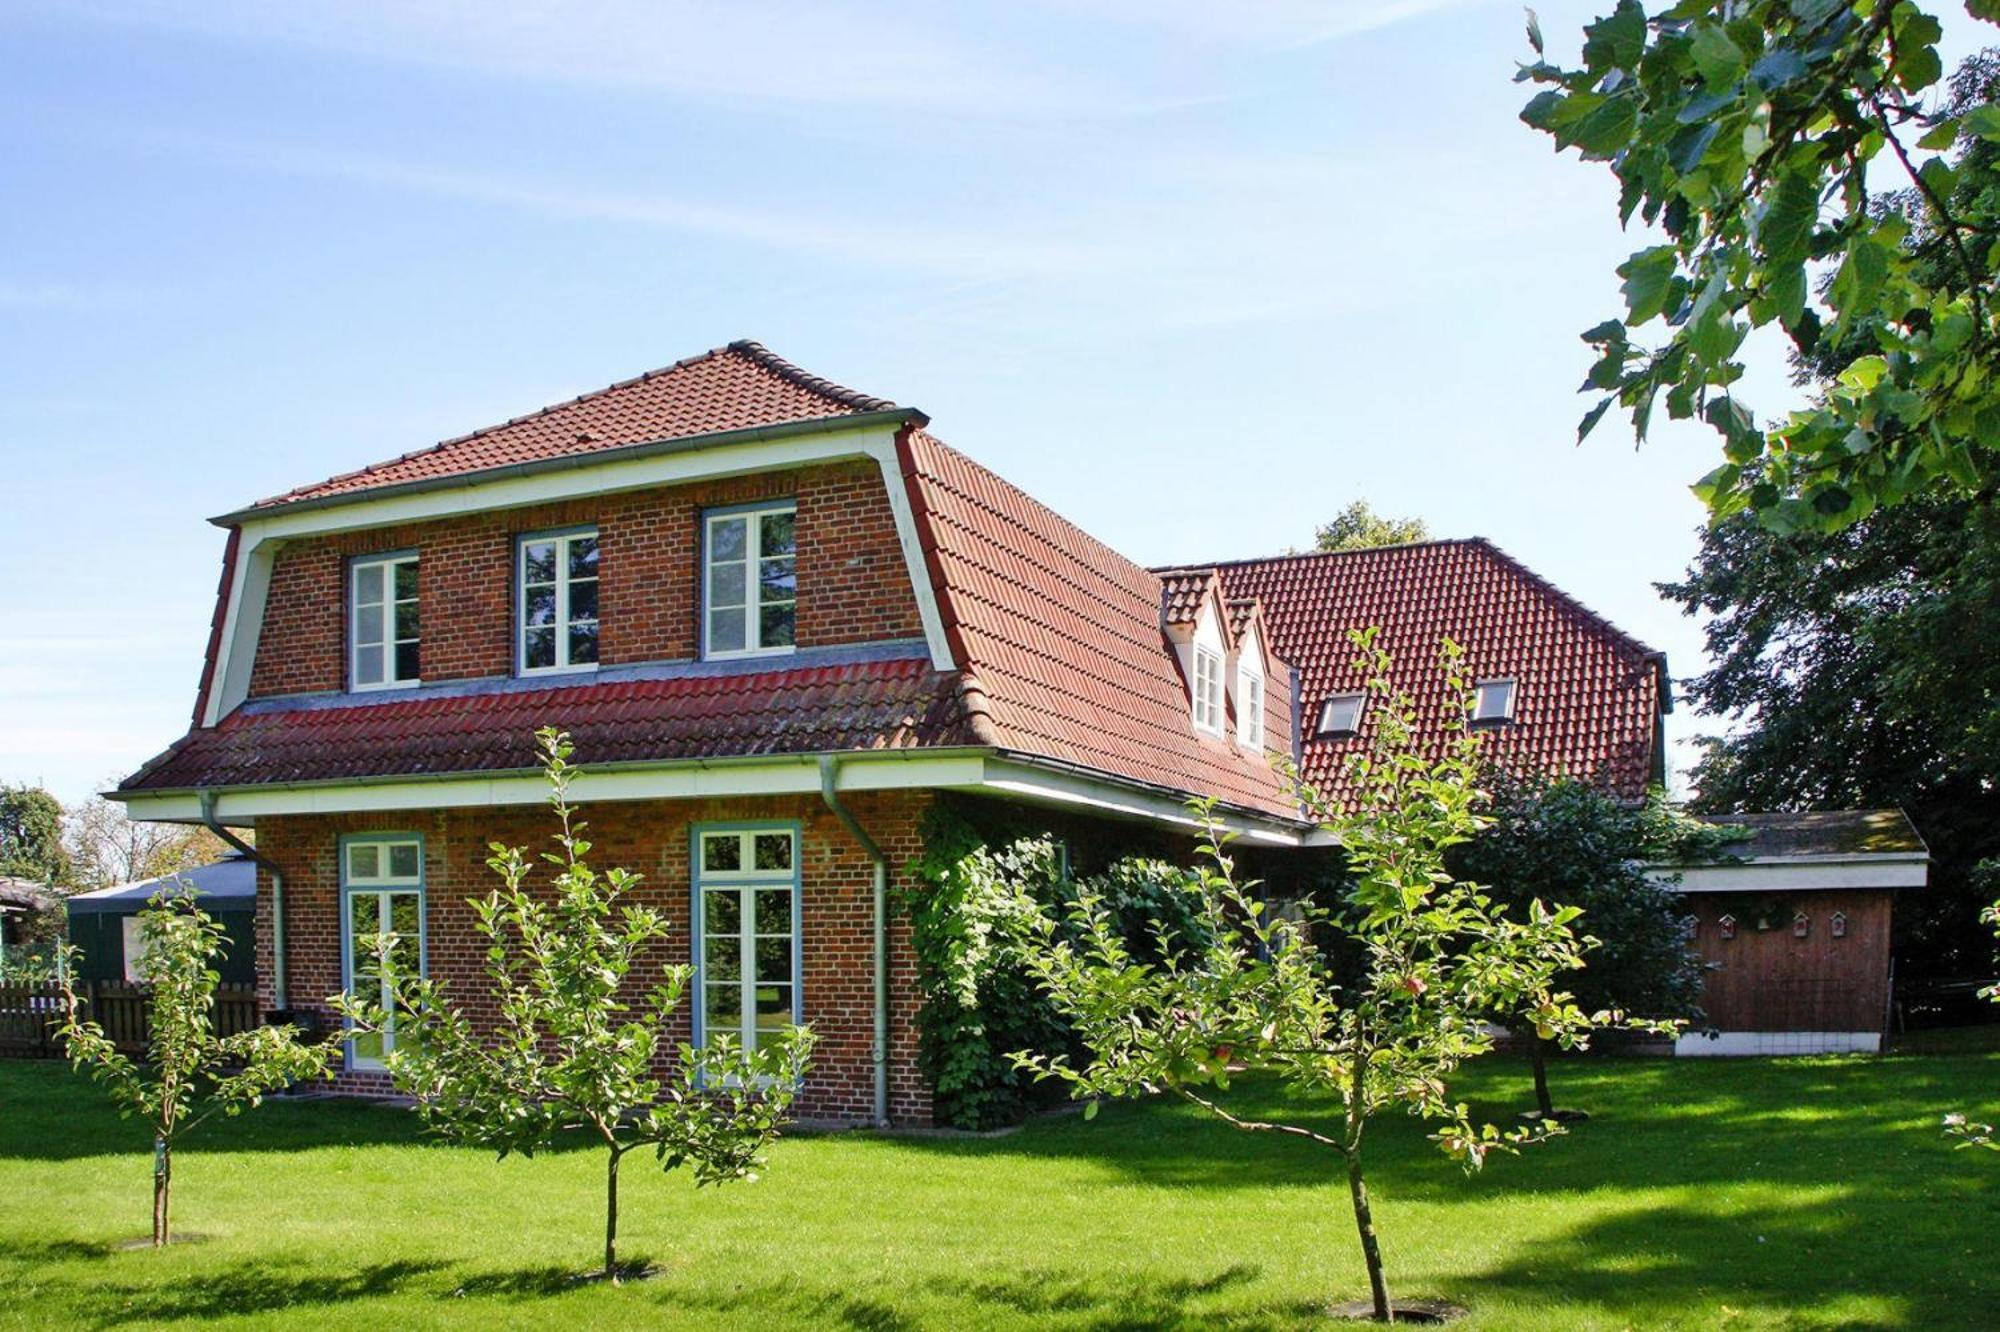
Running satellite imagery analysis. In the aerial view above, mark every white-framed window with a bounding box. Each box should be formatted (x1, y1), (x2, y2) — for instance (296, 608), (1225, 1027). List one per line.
(1472, 678), (1517, 724)
(351, 553), (420, 690)
(340, 835), (425, 1070)
(120, 915), (150, 983)
(1237, 664), (1265, 751)
(703, 503), (797, 658)
(1192, 646), (1225, 735)
(518, 530), (599, 675)
(694, 826), (799, 1053)
(1317, 693), (1366, 737)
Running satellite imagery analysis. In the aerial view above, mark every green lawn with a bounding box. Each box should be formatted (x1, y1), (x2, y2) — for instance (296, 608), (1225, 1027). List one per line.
(2, 1040), (1997, 1330)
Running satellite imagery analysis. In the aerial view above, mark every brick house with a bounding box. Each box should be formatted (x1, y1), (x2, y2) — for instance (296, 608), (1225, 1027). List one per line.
(112, 339), (1822, 1126)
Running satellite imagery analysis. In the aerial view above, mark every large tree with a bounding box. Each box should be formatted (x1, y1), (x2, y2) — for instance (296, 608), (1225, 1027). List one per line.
(65, 794), (234, 892)
(0, 783), (71, 886)
(1521, 1), (2000, 531)
(1659, 492), (2000, 979)
(1312, 501), (1431, 552)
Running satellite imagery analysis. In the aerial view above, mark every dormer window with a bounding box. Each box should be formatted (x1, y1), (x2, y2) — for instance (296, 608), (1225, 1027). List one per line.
(519, 529), (600, 674)
(705, 502), (797, 658)
(1236, 662), (1265, 751)
(1472, 678), (1517, 724)
(1317, 693), (1365, 737)
(351, 553), (419, 690)
(1192, 646), (1224, 735)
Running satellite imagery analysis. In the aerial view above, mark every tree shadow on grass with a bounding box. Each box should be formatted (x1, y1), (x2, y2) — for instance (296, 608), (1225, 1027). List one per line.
(77, 1258), (447, 1325)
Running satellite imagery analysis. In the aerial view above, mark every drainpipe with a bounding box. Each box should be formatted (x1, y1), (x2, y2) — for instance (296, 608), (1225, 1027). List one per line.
(818, 754), (889, 1128)
(198, 792), (286, 1012)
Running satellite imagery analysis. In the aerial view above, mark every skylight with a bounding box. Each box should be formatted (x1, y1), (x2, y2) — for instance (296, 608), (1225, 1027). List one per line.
(1317, 693), (1365, 737)
(1472, 678), (1517, 723)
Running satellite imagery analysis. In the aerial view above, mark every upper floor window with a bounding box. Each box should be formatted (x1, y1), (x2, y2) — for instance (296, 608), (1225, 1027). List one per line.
(351, 553), (419, 690)
(704, 503), (796, 658)
(1317, 693), (1365, 737)
(1472, 678), (1517, 724)
(1237, 664), (1265, 751)
(1192, 645), (1224, 735)
(519, 530), (599, 674)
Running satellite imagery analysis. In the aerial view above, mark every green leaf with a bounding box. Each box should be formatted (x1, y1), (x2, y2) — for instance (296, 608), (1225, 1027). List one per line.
(1965, 105), (2000, 143)
(1689, 23), (1745, 85)
(1525, 6), (1544, 56)
(1572, 94), (1640, 155)
(1668, 119), (1722, 174)
(1578, 396), (1616, 443)
(1618, 246), (1680, 324)
(1582, 0), (1647, 70)
(1918, 117), (1962, 150)
(1757, 169), (1818, 267)
(1749, 46), (1807, 89)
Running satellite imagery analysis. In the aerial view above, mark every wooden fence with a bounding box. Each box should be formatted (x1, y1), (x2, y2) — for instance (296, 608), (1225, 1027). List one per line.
(0, 983), (262, 1060)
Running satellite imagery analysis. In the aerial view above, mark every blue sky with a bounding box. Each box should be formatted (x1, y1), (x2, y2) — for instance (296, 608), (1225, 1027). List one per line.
(2, 2), (1985, 805)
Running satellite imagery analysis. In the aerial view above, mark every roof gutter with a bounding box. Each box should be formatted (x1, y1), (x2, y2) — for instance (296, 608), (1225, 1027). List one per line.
(210, 407), (928, 528)
(198, 791), (286, 1011)
(817, 754), (890, 1129)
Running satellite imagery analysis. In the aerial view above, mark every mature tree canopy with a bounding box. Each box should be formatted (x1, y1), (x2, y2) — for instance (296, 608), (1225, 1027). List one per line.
(65, 794), (234, 892)
(1659, 492), (2000, 977)
(1522, 1), (2000, 531)
(0, 783), (71, 887)
(1313, 501), (1431, 552)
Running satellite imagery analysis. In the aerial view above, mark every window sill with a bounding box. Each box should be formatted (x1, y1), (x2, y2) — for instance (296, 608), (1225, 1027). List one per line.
(516, 664), (601, 680)
(703, 646), (798, 664)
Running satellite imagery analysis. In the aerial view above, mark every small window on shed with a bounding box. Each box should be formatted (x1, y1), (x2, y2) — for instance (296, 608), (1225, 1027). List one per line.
(1317, 693), (1366, 737)
(1471, 678), (1517, 724)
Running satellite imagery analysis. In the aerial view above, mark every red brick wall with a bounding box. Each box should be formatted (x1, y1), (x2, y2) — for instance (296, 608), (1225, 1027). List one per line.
(253, 789), (934, 1126)
(248, 460), (923, 697)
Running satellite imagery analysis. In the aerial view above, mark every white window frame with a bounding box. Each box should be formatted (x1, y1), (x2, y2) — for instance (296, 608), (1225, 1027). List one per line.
(1317, 693), (1366, 737)
(1192, 645), (1225, 735)
(517, 529), (600, 677)
(1237, 663), (1265, 751)
(1472, 678), (1518, 724)
(702, 503), (798, 661)
(350, 553), (420, 691)
(693, 825), (801, 1057)
(339, 835), (425, 1072)
(120, 915), (150, 983)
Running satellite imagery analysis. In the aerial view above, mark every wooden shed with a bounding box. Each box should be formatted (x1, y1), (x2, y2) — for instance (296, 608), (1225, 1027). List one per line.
(63, 853), (257, 986)
(1654, 810), (1926, 1056)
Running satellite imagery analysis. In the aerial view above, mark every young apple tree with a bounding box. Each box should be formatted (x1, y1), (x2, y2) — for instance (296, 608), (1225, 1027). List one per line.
(1011, 631), (1610, 1323)
(338, 728), (815, 1282)
(58, 889), (335, 1246)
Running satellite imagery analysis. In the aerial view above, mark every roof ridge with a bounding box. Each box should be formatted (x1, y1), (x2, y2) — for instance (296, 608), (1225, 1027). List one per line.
(256, 341), (893, 509)
(1159, 537), (1484, 573)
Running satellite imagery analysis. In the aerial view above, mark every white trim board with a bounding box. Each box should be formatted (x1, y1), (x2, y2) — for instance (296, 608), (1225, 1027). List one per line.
(1675, 1031), (1881, 1057)
(1650, 856), (1928, 893)
(202, 422), (954, 726)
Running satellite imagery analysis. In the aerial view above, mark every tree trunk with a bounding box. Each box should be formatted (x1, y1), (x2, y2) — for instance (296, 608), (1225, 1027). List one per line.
(603, 1146), (621, 1281)
(152, 1135), (172, 1247)
(1529, 1031), (1554, 1119)
(1346, 1149), (1392, 1322)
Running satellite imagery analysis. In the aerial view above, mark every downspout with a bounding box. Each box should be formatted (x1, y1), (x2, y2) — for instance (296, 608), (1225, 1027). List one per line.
(198, 792), (286, 1012)
(818, 754), (889, 1128)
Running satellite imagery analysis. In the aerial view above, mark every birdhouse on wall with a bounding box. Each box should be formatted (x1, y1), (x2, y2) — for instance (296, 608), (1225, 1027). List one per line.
(1718, 913), (1737, 941)
(1793, 910), (1810, 939)
(1831, 910), (1848, 939)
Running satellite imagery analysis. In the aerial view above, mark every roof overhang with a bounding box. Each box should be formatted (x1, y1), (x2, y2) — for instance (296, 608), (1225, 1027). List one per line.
(1647, 852), (1929, 893)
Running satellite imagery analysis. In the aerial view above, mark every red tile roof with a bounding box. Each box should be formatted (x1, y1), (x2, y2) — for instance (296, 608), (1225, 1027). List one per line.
(253, 341), (901, 510)
(900, 430), (1297, 819)
(123, 658), (975, 792)
(1159, 569), (1221, 627)
(1180, 540), (1666, 806)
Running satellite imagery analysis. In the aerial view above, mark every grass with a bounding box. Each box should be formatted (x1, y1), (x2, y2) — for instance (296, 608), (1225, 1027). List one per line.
(2, 1037), (1997, 1330)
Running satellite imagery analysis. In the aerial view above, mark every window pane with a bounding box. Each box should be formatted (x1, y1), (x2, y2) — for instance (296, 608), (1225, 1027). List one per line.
(759, 558), (796, 600)
(392, 561), (419, 600)
(704, 887), (740, 933)
(754, 985), (794, 1029)
(394, 600), (419, 639)
(394, 641), (421, 682)
(568, 623), (599, 665)
(754, 937), (793, 986)
(348, 843), (381, 880)
(702, 834), (742, 873)
(355, 644), (384, 687)
(753, 833), (792, 872)
(703, 936), (741, 982)
(388, 843), (420, 880)
(523, 627), (556, 670)
(355, 563), (384, 605)
(522, 542), (556, 584)
(754, 889), (792, 935)
(708, 516), (747, 562)
(524, 585), (557, 627)
(356, 604), (384, 647)
(568, 579), (598, 624)
(758, 602), (796, 648)
(349, 893), (378, 953)
(704, 983), (740, 1041)
(759, 510), (796, 558)
(568, 536), (599, 578)
(708, 607), (745, 654)
(351, 1027), (385, 1064)
(708, 561), (746, 608)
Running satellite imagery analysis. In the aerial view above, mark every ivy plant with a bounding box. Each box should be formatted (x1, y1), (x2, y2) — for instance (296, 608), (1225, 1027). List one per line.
(1521, 0), (2000, 531)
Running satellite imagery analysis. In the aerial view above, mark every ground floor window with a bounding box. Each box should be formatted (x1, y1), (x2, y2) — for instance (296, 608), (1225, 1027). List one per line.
(340, 835), (425, 1070)
(694, 824), (799, 1053)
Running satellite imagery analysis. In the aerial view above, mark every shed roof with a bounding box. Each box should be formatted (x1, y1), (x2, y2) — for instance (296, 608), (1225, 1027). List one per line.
(65, 853), (257, 914)
(1694, 809), (1928, 861)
